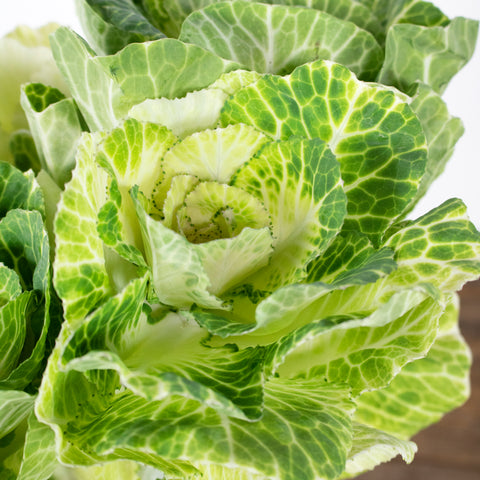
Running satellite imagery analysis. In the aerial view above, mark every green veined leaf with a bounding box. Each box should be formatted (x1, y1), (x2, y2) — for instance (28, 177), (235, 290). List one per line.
(9, 131), (41, 174)
(17, 412), (57, 480)
(59, 276), (265, 420)
(49, 27), (127, 131)
(179, 1), (383, 80)
(96, 38), (240, 103)
(385, 198), (480, 292)
(0, 208), (54, 391)
(383, 0), (449, 28)
(378, 17), (479, 94)
(221, 60), (427, 245)
(357, 0), (449, 43)
(268, 0), (381, 42)
(0, 208), (50, 293)
(355, 322), (471, 439)
(52, 379), (354, 480)
(0, 391), (34, 440)
(341, 423), (416, 478)
(0, 420), (27, 480)
(96, 118), (177, 251)
(21, 83), (86, 187)
(97, 179), (147, 269)
(232, 137), (346, 289)
(268, 288), (441, 394)
(0, 292), (35, 380)
(66, 347), (265, 421)
(76, 0), (165, 55)
(51, 28), (237, 132)
(0, 163), (44, 218)
(0, 265), (22, 306)
(139, 0), (218, 37)
(306, 231), (397, 285)
(199, 237), (397, 344)
(0, 212), (47, 295)
(406, 83), (464, 210)
(54, 133), (111, 325)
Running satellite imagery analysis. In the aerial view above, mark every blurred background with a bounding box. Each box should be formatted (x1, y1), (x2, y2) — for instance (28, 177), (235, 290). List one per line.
(1, 1), (479, 479)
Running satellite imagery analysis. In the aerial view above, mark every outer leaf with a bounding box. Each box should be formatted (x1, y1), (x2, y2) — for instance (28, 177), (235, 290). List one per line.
(146, 0), (381, 40)
(51, 28), (236, 131)
(0, 209), (53, 391)
(269, 288), (441, 395)
(21, 83), (86, 187)
(66, 348), (264, 421)
(0, 24), (69, 164)
(50, 27), (127, 131)
(54, 379), (355, 480)
(381, 0), (449, 28)
(385, 198), (480, 292)
(140, 0), (219, 37)
(221, 60), (427, 244)
(202, 243), (396, 344)
(306, 231), (397, 285)
(0, 421), (26, 480)
(0, 163), (44, 218)
(96, 38), (239, 103)
(355, 323), (471, 439)
(54, 133), (111, 324)
(407, 83), (464, 209)
(232, 138), (346, 289)
(0, 292), (33, 380)
(378, 17), (479, 94)
(179, 1), (383, 80)
(36, 326), (124, 468)
(341, 423), (416, 478)
(59, 276), (265, 420)
(269, 0), (381, 41)
(0, 265), (22, 306)
(0, 391), (34, 440)
(357, 0), (449, 42)
(17, 412), (57, 480)
(76, 0), (164, 55)
(8, 131), (41, 174)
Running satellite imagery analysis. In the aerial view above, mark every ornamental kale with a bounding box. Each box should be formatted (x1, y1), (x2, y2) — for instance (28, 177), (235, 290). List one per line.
(0, 1), (479, 479)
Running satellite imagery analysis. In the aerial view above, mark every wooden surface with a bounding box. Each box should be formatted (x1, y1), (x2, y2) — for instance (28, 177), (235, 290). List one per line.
(358, 279), (480, 480)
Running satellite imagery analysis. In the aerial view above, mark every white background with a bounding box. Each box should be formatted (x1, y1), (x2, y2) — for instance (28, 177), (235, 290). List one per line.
(1, 0), (479, 228)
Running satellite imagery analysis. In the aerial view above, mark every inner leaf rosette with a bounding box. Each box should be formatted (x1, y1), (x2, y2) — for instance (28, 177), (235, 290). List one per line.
(94, 118), (346, 306)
